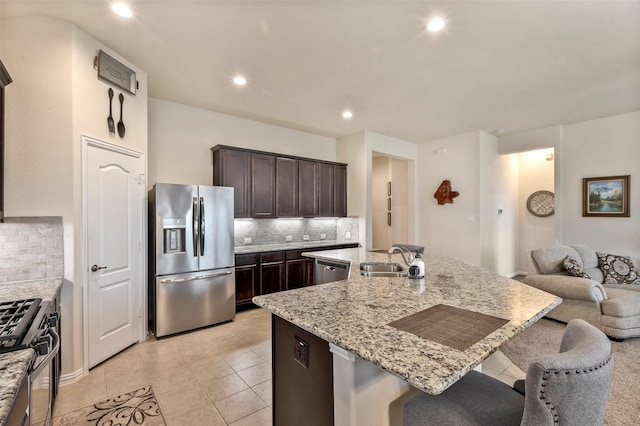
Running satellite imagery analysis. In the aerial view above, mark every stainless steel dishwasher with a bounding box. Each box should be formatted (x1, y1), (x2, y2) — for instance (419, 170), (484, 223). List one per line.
(314, 259), (350, 284)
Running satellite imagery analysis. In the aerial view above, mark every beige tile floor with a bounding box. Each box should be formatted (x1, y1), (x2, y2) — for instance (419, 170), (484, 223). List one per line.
(52, 307), (524, 425)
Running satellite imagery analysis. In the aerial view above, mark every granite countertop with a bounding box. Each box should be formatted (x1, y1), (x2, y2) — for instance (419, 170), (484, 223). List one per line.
(234, 239), (358, 254)
(0, 350), (35, 425)
(253, 248), (561, 395)
(0, 277), (63, 426)
(0, 277), (63, 303)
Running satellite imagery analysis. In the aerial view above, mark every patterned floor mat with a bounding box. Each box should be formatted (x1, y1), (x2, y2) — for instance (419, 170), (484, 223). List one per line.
(54, 385), (165, 426)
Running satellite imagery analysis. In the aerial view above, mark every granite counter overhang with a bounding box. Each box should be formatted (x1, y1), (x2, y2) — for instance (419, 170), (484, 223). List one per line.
(253, 248), (562, 395)
(234, 239), (358, 254)
(0, 349), (35, 426)
(0, 277), (63, 426)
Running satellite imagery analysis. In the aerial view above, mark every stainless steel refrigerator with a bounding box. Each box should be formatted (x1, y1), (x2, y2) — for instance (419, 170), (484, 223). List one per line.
(148, 183), (235, 337)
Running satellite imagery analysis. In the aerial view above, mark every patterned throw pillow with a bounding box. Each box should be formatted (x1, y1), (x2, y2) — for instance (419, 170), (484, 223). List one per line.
(596, 252), (640, 285)
(563, 255), (591, 279)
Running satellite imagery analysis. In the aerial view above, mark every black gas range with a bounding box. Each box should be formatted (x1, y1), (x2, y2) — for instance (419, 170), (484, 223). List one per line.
(0, 297), (60, 425)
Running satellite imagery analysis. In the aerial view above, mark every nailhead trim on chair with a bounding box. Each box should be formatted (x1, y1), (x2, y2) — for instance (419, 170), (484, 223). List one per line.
(538, 352), (614, 424)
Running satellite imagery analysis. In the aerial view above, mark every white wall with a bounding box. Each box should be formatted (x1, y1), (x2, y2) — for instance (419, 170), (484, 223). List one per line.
(479, 131), (520, 276)
(517, 148), (555, 271)
(3, 17), (74, 220)
(493, 153), (519, 275)
(148, 98), (336, 187)
(337, 132), (367, 246)
(418, 132), (482, 265)
(0, 6), (3, 53)
(418, 131), (518, 274)
(499, 112), (640, 266)
(479, 133), (498, 271)
(498, 125), (562, 155)
(337, 131), (417, 250)
(498, 125), (563, 246)
(2, 15), (148, 377)
(561, 111), (640, 263)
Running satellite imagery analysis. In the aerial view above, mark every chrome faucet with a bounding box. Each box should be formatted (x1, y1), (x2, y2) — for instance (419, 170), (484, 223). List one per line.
(388, 246), (414, 266)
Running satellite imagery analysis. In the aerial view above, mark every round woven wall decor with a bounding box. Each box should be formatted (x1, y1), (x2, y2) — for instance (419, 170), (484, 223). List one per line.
(526, 190), (555, 217)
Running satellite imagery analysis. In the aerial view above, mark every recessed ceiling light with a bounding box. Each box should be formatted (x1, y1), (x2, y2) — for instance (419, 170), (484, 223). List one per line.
(427, 17), (445, 32)
(111, 3), (133, 18)
(342, 110), (353, 119)
(233, 76), (247, 86)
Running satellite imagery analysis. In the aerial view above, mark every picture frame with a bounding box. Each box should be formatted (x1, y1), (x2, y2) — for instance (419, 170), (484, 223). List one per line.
(582, 175), (630, 217)
(97, 50), (137, 95)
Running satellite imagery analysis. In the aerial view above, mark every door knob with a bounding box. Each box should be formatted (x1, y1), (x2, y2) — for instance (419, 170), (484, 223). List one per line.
(91, 264), (107, 272)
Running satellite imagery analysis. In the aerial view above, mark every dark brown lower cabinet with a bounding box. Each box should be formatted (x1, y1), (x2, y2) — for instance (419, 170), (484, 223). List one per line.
(235, 254), (258, 305)
(273, 314), (334, 426)
(234, 243), (359, 306)
(260, 252), (285, 295)
(285, 250), (315, 289)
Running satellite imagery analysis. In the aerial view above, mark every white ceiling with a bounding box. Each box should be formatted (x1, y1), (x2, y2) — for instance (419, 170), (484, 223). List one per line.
(2, 1), (639, 143)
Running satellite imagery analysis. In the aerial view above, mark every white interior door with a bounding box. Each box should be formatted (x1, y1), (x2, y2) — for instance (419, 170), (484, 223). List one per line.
(85, 137), (144, 368)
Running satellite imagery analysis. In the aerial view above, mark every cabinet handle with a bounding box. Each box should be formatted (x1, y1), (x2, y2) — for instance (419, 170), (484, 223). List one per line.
(160, 270), (232, 284)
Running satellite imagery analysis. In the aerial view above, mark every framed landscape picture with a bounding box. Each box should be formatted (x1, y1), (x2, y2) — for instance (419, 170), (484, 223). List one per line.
(582, 175), (630, 217)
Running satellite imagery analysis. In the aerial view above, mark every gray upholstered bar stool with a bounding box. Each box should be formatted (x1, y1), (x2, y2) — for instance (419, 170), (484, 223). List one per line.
(403, 319), (614, 426)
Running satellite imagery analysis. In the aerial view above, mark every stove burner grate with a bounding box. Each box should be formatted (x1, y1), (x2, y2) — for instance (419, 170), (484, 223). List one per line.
(0, 298), (42, 350)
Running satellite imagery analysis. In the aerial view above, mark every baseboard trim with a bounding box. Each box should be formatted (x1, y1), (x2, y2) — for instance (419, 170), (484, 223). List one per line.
(59, 368), (86, 386)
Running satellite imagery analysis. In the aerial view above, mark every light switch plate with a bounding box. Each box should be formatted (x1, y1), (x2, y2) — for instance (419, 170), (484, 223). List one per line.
(345, 231), (351, 239)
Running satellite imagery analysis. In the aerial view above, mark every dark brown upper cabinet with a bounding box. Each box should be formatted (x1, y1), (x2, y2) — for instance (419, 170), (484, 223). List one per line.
(333, 164), (348, 217)
(276, 157), (299, 217)
(298, 160), (318, 217)
(212, 148), (250, 218)
(212, 145), (347, 218)
(251, 153), (276, 218)
(317, 162), (334, 217)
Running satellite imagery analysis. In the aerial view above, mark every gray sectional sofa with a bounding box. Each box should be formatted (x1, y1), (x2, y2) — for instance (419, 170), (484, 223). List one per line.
(524, 244), (640, 339)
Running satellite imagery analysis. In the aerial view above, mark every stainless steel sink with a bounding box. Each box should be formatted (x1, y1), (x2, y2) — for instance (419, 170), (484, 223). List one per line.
(359, 262), (407, 278)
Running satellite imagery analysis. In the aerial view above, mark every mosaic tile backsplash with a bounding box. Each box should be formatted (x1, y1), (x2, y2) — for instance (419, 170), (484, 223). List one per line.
(0, 217), (64, 283)
(234, 216), (359, 246)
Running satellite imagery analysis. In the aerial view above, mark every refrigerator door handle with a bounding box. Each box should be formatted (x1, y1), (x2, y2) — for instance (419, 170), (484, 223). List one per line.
(192, 197), (199, 257)
(199, 197), (205, 255)
(159, 270), (233, 284)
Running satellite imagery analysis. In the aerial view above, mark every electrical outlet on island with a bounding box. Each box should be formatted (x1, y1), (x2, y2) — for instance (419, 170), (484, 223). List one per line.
(320, 233), (326, 240)
(286, 235), (293, 242)
(244, 237), (252, 244)
(303, 235), (310, 241)
(345, 231), (351, 239)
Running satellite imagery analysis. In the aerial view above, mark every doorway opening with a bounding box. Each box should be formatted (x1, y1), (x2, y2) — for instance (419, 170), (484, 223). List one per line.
(372, 154), (409, 251)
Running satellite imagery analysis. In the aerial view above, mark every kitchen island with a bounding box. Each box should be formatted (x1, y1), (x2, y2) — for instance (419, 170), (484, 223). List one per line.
(253, 247), (561, 426)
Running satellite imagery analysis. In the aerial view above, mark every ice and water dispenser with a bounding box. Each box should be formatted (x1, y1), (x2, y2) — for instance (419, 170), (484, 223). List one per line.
(162, 218), (186, 253)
